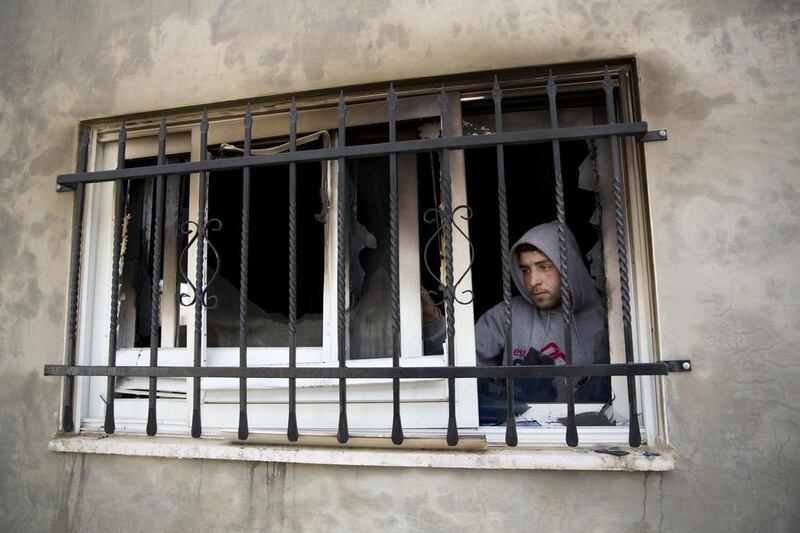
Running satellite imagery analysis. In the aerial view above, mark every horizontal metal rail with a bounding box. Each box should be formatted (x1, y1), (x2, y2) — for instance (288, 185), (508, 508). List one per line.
(57, 122), (648, 187)
(45, 362), (667, 379)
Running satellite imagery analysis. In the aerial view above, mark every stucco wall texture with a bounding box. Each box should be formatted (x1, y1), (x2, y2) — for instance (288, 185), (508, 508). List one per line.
(1, 1), (798, 532)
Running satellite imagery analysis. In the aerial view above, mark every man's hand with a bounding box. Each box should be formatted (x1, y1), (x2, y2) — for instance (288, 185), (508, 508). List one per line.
(513, 347), (555, 366)
(421, 288), (440, 324)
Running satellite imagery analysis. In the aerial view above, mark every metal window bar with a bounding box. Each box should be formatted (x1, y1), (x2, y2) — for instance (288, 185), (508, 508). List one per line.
(48, 365), (669, 378)
(547, 71), (580, 447)
(287, 99), (299, 442)
(192, 110), (210, 438)
(49, 69), (670, 447)
(491, 77), (517, 447)
(146, 117), (167, 436)
(438, 89), (459, 446)
(238, 105), (253, 441)
(387, 84), (404, 445)
(60, 126), (90, 433)
(336, 93), (349, 443)
(56, 122), (650, 188)
(103, 119), (127, 435)
(604, 66), (642, 447)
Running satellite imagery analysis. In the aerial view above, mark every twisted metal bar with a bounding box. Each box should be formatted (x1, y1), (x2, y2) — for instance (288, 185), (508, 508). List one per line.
(146, 117), (167, 436)
(191, 110), (209, 439)
(493, 77), (517, 446)
(287, 98), (299, 442)
(387, 84), (404, 445)
(547, 73), (579, 447)
(603, 66), (641, 447)
(104, 118), (127, 435)
(336, 93), (349, 443)
(439, 89), (459, 446)
(237, 104), (253, 441)
(62, 126), (90, 433)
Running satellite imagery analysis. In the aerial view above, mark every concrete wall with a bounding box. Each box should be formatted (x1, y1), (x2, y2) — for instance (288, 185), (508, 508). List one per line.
(1, 1), (798, 531)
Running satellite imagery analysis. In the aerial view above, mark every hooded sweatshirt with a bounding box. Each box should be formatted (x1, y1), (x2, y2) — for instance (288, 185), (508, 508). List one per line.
(470, 222), (610, 404)
(474, 221), (607, 371)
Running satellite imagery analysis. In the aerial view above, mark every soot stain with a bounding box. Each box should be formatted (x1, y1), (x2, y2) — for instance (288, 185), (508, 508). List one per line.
(376, 23), (410, 50)
(672, 90), (736, 121)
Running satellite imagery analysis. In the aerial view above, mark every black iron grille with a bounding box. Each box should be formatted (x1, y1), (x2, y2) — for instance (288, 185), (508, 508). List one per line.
(46, 67), (670, 448)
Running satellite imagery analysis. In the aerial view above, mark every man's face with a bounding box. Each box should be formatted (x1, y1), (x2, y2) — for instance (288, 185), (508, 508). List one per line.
(517, 250), (562, 311)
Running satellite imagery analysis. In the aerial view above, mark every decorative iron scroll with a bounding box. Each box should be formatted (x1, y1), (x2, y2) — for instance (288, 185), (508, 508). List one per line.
(179, 218), (223, 309)
(422, 204), (474, 306)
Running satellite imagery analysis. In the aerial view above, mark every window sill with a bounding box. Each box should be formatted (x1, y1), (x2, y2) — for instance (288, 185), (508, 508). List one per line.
(49, 433), (676, 471)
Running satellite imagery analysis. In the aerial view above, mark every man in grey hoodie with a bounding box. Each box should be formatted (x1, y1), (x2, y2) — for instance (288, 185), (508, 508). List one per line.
(477, 221), (609, 408)
(423, 221), (609, 414)
(477, 222), (607, 367)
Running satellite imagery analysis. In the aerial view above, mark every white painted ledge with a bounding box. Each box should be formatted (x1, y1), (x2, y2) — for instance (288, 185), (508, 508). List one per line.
(49, 434), (676, 471)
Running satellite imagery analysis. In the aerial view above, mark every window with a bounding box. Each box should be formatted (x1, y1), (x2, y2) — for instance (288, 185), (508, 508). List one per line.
(49, 60), (670, 448)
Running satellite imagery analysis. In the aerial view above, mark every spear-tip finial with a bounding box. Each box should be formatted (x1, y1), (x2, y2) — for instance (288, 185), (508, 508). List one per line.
(602, 64), (613, 93)
(337, 91), (346, 115)
(244, 103), (253, 127)
(387, 83), (398, 110)
(200, 108), (209, 133)
(492, 75), (502, 102)
(546, 70), (557, 98)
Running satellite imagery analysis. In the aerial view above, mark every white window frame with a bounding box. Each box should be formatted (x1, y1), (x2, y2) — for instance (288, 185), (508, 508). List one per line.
(73, 93), (479, 435)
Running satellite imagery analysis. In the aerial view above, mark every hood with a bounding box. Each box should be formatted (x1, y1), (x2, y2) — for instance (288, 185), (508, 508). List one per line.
(509, 221), (601, 314)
